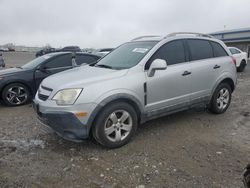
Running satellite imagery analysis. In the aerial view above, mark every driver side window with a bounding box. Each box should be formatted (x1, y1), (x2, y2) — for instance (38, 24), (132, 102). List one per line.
(145, 40), (186, 70)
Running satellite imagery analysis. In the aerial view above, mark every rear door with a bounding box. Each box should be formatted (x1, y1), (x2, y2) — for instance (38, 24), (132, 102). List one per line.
(34, 54), (72, 88)
(145, 39), (192, 112)
(187, 39), (228, 103)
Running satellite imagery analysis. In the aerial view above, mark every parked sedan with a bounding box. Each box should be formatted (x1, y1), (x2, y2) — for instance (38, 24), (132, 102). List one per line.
(0, 52), (100, 106)
(228, 47), (248, 72)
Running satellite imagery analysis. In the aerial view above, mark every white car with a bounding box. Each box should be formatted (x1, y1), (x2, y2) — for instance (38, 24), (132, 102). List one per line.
(228, 47), (248, 72)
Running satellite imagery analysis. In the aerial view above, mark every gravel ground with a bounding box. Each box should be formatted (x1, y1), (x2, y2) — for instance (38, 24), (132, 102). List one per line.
(0, 52), (249, 188)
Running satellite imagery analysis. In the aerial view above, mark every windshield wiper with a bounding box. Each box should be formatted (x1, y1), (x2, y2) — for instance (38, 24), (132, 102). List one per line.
(95, 64), (113, 69)
(16, 66), (23, 69)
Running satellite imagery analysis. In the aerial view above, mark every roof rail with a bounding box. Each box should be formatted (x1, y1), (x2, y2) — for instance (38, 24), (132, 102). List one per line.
(165, 32), (214, 39)
(132, 35), (161, 41)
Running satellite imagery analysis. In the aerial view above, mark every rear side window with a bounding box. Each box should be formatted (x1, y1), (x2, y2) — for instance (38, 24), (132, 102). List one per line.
(76, 55), (97, 65)
(146, 40), (186, 69)
(187, 39), (213, 61)
(45, 54), (71, 69)
(211, 42), (228, 57)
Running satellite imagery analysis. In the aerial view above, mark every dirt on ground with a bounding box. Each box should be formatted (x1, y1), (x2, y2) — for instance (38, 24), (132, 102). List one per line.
(0, 52), (249, 188)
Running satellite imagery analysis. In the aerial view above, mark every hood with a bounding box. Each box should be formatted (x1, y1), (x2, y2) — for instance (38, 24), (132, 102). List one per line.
(0, 67), (29, 76)
(41, 65), (128, 90)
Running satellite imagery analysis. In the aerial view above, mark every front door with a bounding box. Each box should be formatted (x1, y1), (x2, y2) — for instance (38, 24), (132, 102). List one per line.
(34, 54), (72, 89)
(145, 39), (192, 113)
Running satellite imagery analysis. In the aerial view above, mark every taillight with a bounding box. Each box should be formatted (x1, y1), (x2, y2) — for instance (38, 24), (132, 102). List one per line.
(231, 56), (237, 66)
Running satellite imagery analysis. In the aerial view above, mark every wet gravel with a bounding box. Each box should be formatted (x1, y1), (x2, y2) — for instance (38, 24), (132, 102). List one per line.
(0, 53), (249, 187)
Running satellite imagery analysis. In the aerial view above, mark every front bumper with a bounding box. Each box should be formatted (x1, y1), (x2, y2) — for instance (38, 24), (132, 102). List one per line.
(36, 109), (89, 142)
(33, 99), (97, 142)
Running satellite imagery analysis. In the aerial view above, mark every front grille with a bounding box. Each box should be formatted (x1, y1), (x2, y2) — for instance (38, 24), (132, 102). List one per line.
(38, 93), (49, 101)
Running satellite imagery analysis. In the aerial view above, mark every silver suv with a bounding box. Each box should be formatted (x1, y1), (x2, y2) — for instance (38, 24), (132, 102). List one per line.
(34, 32), (237, 148)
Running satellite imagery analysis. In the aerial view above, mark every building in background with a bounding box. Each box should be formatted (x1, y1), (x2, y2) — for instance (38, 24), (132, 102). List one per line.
(210, 28), (250, 60)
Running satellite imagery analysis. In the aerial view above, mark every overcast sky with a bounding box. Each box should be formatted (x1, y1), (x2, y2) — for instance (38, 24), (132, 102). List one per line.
(0, 0), (249, 48)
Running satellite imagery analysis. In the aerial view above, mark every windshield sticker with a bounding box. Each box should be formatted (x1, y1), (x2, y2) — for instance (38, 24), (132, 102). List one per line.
(132, 48), (149, 53)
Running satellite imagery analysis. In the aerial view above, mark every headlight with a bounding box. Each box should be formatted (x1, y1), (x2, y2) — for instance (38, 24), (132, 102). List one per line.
(52, 88), (82, 105)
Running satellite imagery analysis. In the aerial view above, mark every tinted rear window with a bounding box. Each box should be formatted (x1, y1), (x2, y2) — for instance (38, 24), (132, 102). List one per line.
(211, 42), (228, 57)
(187, 39), (213, 61)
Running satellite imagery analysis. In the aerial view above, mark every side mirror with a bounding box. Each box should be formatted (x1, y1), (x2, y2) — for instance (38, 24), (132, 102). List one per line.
(148, 59), (167, 77)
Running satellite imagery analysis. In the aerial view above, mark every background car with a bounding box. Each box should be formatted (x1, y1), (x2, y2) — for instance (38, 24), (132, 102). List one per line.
(92, 48), (114, 56)
(59, 46), (82, 52)
(36, 48), (56, 57)
(0, 47), (9, 52)
(0, 52), (101, 106)
(0, 53), (5, 68)
(228, 47), (248, 72)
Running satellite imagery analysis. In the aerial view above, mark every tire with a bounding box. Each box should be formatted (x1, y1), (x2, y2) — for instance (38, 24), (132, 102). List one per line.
(2, 83), (31, 106)
(209, 83), (232, 114)
(237, 60), (246, 72)
(92, 102), (138, 148)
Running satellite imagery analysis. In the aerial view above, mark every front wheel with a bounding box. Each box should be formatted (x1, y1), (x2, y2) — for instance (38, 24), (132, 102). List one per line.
(92, 102), (138, 148)
(209, 83), (232, 114)
(2, 83), (31, 106)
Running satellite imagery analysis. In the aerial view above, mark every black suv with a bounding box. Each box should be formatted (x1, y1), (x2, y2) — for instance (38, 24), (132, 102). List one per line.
(0, 52), (100, 106)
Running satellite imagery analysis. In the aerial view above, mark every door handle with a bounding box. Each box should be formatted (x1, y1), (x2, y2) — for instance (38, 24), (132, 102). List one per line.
(182, 71), (191, 76)
(213, 65), (221, 69)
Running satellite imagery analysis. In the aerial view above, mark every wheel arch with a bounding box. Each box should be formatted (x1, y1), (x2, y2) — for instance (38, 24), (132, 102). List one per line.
(87, 94), (144, 136)
(211, 77), (235, 98)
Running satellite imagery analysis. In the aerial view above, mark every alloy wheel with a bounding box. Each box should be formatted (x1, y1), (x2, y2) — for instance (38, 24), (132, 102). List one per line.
(104, 110), (133, 142)
(6, 86), (28, 105)
(216, 88), (230, 110)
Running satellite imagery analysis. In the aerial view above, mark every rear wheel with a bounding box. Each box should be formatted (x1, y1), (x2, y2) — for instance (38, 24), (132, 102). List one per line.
(2, 83), (31, 106)
(209, 83), (232, 114)
(92, 102), (138, 148)
(237, 60), (246, 72)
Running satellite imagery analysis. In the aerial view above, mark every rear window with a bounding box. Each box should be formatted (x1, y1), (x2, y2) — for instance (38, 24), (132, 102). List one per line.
(187, 39), (213, 61)
(211, 42), (228, 57)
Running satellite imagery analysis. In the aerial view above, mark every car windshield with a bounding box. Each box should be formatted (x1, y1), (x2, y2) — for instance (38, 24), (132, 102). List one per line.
(95, 41), (158, 70)
(21, 55), (51, 69)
